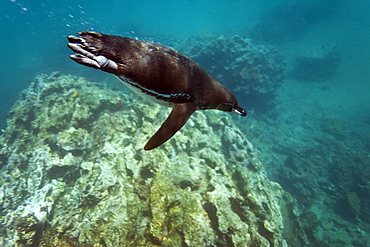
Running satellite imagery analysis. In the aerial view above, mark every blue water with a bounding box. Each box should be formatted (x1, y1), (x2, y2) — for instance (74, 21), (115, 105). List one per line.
(1, 0), (370, 245)
(2, 0), (368, 129)
(0, 0), (279, 130)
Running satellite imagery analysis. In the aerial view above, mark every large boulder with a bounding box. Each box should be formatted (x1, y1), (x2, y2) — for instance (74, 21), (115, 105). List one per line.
(180, 33), (285, 112)
(0, 73), (306, 246)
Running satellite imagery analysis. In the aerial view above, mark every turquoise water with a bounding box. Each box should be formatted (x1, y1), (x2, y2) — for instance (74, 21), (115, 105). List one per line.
(0, 0), (276, 129)
(1, 0), (370, 246)
(2, 0), (369, 128)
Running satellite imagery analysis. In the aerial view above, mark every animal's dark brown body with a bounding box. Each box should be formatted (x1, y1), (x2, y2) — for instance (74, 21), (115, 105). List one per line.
(68, 31), (246, 150)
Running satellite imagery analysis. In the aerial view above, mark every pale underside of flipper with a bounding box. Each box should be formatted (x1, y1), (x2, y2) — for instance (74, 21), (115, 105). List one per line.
(67, 40), (118, 74)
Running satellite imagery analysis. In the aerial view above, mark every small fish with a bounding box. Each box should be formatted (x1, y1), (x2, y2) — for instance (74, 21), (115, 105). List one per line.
(68, 31), (246, 150)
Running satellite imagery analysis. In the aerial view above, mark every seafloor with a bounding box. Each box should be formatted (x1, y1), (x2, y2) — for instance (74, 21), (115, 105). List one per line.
(0, 73), (307, 246)
(1, 3), (370, 244)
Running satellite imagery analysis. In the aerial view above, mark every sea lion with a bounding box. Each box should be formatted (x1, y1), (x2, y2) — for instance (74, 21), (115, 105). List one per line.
(67, 31), (246, 150)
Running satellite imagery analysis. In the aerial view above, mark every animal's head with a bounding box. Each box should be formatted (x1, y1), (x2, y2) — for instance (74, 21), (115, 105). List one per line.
(217, 101), (247, 116)
(212, 83), (247, 116)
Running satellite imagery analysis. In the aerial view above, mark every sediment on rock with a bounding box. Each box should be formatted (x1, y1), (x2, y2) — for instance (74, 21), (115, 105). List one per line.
(0, 72), (306, 246)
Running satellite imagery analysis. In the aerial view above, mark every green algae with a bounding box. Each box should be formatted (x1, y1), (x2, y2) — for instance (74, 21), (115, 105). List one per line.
(0, 72), (304, 246)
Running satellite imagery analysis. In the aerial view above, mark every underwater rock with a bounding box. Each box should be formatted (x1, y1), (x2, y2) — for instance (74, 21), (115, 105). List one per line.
(0, 73), (305, 246)
(248, 109), (370, 246)
(180, 33), (285, 112)
(343, 190), (361, 221)
(293, 43), (340, 82)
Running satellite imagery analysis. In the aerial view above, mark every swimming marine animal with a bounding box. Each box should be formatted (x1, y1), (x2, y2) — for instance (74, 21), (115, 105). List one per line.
(67, 31), (246, 150)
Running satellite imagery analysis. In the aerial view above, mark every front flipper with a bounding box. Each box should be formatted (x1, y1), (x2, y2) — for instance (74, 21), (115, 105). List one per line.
(68, 36), (118, 74)
(144, 103), (197, 150)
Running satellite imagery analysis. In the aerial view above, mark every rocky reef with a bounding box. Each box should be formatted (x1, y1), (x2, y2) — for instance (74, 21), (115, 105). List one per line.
(178, 33), (285, 112)
(0, 73), (305, 246)
(238, 88), (370, 247)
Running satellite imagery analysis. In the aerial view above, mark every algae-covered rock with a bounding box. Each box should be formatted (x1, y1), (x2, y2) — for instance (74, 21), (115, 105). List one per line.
(178, 33), (285, 112)
(0, 73), (303, 246)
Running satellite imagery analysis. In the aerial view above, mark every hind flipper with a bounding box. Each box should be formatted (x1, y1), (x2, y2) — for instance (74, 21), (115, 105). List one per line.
(144, 103), (196, 150)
